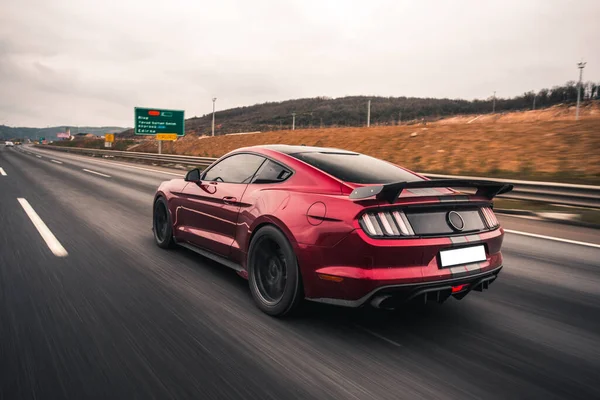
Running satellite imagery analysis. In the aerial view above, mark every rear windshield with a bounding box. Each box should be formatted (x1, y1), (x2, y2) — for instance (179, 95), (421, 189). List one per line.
(291, 152), (423, 184)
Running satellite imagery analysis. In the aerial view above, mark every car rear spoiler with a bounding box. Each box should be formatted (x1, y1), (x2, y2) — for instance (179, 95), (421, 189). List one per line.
(349, 179), (514, 203)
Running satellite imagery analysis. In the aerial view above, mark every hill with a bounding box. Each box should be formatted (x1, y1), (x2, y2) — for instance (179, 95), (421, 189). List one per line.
(0, 126), (128, 141)
(119, 81), (600, 137)
(131, 102), (600, 185)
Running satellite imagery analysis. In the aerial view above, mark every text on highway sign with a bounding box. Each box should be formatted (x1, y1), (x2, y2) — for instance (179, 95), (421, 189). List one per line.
(135, 107), (185, 136)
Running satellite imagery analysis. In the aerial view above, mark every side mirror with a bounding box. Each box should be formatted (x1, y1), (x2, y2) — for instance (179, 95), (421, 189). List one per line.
(185, 168), (202, 184)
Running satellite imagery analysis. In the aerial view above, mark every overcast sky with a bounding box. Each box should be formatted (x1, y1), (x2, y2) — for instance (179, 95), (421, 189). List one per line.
(1, 0), (598, 127)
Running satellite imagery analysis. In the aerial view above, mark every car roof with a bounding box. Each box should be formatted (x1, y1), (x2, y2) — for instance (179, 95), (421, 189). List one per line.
(255, 144), (358, 155)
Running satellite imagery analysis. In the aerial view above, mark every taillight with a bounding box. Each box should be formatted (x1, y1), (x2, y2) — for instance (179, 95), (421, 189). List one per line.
(360, 210), (415, 237)
(481, 206), (499, 228)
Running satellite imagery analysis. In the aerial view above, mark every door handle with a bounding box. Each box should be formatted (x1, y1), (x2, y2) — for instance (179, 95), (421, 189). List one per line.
(222, 196), (237, 204)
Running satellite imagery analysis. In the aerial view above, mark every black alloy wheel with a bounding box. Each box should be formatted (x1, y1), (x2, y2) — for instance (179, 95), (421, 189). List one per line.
(248, 225), (303, 317)
(254, 238), (287, 304)
(153, 197), (175, 248)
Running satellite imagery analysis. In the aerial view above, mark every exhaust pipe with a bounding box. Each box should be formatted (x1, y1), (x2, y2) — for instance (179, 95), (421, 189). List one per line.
(370, 295), (394, 310)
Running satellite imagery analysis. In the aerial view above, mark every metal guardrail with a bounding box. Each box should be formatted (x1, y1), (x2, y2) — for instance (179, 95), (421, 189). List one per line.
(424, 174), (600, 209)
(37, 145), (600, 208)
(37, 145), (216, 167)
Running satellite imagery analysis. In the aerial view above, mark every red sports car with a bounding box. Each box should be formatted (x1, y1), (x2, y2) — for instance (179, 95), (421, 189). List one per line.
(153, 145), (512, 316)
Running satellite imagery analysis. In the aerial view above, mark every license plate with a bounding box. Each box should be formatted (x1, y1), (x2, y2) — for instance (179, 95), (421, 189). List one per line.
(439, 245), (486, 268)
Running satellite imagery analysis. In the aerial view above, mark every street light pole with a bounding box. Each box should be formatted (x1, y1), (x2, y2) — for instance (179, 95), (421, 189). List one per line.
(576, 61), (587, 121)
(292, 113), (296, 130)
(367, 100), (371, 127)
(211, 97), (217, 136)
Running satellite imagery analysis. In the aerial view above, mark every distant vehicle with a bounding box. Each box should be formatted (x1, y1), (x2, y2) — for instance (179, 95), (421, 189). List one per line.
(153, 145), (512, 316)
(5, 141), (14, 147)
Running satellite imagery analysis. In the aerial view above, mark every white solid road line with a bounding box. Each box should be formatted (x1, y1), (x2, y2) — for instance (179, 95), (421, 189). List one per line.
(82, 168), (111, 178)
(17, 198), (68, 257)
(0, 167), (6, 176)
(355, 325), (403, 347)
(505, 229), (600, 249)
(51, 160), (63, 164)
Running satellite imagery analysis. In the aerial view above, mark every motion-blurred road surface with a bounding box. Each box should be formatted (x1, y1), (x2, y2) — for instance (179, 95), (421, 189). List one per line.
(1, 145), (599, 399)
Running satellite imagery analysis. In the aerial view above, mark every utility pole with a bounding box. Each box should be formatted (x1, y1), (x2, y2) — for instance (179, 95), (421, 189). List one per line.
(367, 100), (371, 127)
(492, 91), (496, 113)
(292, 113), (296, 130)
(211, 97), (217, 136)
(576, 61), (587, 121)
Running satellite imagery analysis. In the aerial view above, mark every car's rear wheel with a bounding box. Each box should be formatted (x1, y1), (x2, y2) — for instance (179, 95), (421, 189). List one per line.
(153, 197), (175, 248)
(248, 225), (303, 317)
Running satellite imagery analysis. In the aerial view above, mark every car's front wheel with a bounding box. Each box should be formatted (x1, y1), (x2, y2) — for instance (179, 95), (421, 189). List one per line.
(248, 225), (303, 317)
(153, 197), (175, 249)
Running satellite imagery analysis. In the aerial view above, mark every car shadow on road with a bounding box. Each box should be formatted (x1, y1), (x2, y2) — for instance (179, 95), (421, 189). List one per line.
(286, 297), (488, 348)
(168, 242), (484, 346)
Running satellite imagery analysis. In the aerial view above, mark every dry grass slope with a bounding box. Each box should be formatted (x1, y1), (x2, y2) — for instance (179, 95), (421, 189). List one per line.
(132, 103), (600, 184)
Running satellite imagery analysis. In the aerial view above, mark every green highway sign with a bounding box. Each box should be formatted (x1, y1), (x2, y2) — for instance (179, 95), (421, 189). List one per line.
(134, 107), (185, 136)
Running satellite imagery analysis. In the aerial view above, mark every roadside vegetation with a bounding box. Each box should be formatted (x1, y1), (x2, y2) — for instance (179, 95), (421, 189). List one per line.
(130, 103), (600, 185)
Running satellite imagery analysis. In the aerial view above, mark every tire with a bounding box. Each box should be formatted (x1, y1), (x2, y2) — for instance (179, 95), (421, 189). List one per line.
(248, 225), (303, 317)
(153, 197), (175, 249)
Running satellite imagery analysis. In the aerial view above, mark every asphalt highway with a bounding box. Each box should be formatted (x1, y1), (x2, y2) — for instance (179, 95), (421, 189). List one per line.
(1, 145), (599, 400)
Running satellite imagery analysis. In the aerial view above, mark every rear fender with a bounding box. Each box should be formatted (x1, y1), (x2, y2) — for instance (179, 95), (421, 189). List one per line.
(246, 215), (299, 254)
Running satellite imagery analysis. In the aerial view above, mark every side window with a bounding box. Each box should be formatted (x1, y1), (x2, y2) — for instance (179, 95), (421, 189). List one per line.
(203, 154), (265, 183)
(251, 160), (292, 184)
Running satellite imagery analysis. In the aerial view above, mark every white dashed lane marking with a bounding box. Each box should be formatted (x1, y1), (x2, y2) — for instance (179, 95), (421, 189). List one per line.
(82, 169), (111, 178)
(17, 198), (68, 257)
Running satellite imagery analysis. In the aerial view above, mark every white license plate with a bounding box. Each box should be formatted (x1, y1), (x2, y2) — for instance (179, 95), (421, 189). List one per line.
(439, 245), (486, 267)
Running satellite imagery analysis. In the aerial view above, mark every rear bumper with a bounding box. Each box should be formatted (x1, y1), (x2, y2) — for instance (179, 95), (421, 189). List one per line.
(306, 265), (502, 308)
(307, 266), (502, 309)
(296, 227), (505, 305)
